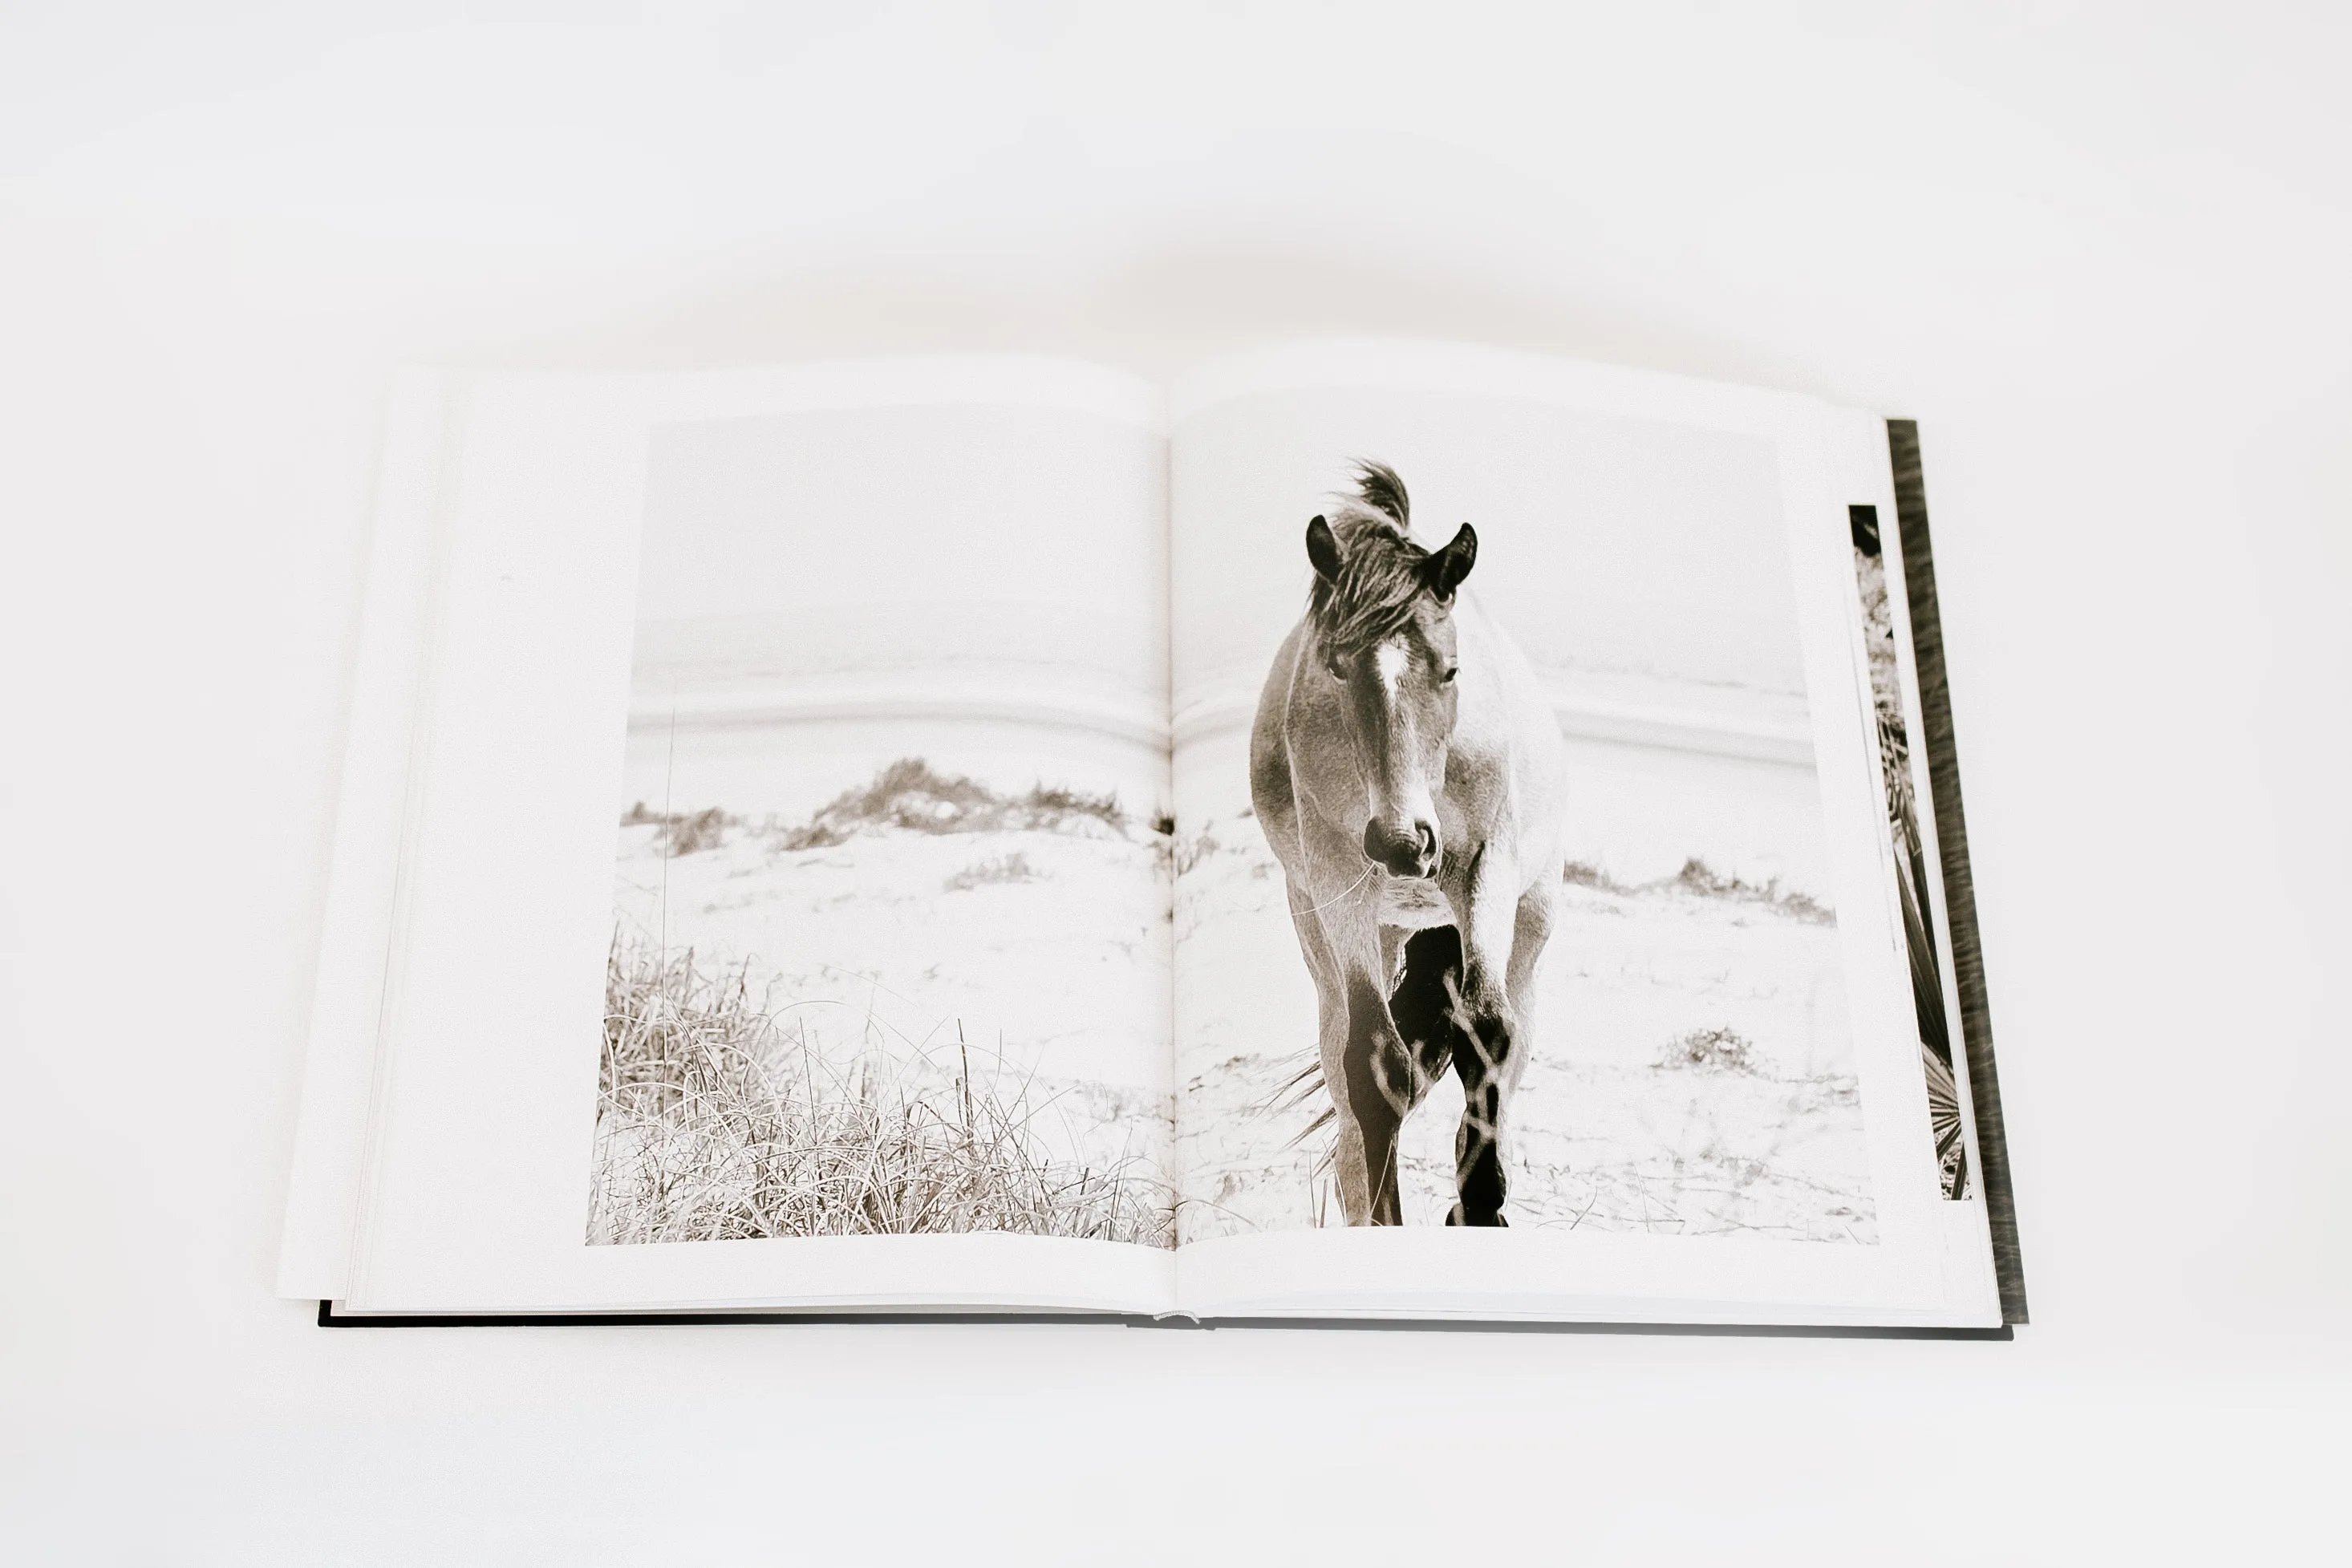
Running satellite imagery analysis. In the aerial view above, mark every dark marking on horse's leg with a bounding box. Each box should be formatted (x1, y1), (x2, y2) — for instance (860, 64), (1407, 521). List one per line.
(1448, 1003), (1515, 1227)
(1388, 926), (1463, 1085)
(1342, 970), (1412, 1226)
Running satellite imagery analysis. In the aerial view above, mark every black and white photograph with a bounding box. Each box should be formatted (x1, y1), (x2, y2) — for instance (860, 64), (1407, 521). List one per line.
(586, 396), (1181, 1247)
(1172, 384), (1876, 1244)
(1851, 501), (1973, 1201)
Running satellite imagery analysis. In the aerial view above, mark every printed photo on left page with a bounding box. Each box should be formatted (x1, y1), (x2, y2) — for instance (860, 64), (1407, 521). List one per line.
(588, 399), (1178, 1250)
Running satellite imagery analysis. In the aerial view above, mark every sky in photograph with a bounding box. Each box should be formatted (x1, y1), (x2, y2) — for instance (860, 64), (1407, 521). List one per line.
(1172, 387), (1805, 705)
(637, 400), (1167, 694)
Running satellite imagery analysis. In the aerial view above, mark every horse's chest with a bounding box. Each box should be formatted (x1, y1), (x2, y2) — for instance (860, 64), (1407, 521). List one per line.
(1375, 876), (1455, 930)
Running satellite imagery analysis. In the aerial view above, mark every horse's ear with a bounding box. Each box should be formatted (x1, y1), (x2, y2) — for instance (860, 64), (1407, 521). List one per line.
(1425, 523), (1477, 601)
(1305, 515), (1343, 582)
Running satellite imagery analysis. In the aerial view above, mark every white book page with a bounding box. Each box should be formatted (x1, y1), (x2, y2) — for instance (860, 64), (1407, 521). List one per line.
(1163, 341), (1994, 1325)
(277, 371), (464, 1300)
(335, 357), (1181, 1315)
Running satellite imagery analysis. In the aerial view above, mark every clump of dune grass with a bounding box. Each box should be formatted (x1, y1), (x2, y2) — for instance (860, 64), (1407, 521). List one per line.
(1562, 856), (1833, 924)
(588, 935), (1174, 1247)
(775, 758), (1127, 851)
(1669, 858), (1835, 923)
(942, 852), (1037, 892)
(1170, 823), (1223, 877)
(621, 800), (739, 857)
(1661, 1026), (1760, 1075)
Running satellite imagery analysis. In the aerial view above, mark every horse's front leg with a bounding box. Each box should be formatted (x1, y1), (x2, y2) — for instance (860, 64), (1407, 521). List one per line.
(1283, 881), (1360, 1220)
(1339, 959), (1417, 1225)
(1446, 850), (1538, 1227)
(1310, 897), (1415, 1226)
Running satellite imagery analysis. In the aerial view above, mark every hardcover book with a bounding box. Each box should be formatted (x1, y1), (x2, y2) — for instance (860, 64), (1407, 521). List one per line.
(278, 340), (2024, 1329)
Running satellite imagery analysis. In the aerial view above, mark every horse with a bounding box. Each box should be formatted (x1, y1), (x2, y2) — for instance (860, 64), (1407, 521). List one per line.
(1249, 461), (1567, 1226)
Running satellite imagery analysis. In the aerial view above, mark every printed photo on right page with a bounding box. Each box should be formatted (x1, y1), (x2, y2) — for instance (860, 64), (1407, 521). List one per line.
(1170, 355), (1884, 1254)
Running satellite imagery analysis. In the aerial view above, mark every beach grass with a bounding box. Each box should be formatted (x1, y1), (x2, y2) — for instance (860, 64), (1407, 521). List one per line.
(588, 934), (1174, 1247)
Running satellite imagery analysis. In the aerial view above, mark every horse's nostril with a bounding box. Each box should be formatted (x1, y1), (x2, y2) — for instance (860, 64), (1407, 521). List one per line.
(1363, 820), (1429, 877)
(1363, 819), (1444, 877)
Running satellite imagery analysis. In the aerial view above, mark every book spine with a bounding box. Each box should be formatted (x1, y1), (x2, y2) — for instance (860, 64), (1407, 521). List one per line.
(1887, 420), (2029, 1325)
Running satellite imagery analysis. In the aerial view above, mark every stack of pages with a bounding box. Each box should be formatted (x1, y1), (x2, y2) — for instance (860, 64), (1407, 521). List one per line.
(279, 340), (2024, 1329)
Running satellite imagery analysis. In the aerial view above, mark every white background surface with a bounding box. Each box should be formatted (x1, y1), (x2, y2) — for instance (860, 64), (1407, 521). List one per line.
(2, 3), (2346, 1561)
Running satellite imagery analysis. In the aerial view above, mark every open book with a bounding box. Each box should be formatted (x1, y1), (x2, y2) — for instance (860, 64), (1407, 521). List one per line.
(279, 341), (2024, 1329)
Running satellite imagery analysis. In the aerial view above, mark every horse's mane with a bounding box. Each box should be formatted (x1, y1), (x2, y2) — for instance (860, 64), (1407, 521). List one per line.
(1308, 460), (1434, 659)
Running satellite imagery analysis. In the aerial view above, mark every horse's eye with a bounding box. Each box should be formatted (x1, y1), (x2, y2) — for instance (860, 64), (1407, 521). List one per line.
(1441, 666), (1460, 684)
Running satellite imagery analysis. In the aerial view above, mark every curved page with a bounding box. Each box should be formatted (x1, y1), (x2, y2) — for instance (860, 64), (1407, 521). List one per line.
(1165, 342), (1997, 1326)
(344, 359), (1178, 1315)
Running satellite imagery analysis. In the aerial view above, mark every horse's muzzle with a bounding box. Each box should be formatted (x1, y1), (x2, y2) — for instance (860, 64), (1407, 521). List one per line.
(1364, 818), (1441, 880)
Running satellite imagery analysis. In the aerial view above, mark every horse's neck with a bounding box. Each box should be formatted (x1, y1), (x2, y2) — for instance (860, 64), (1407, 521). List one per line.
(1451, 598), (1555, 776)
(1453, 598), (1528, 736)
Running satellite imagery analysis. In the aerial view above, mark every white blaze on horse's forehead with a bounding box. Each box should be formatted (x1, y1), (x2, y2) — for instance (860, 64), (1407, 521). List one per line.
(1373, 639), (1409, 696)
